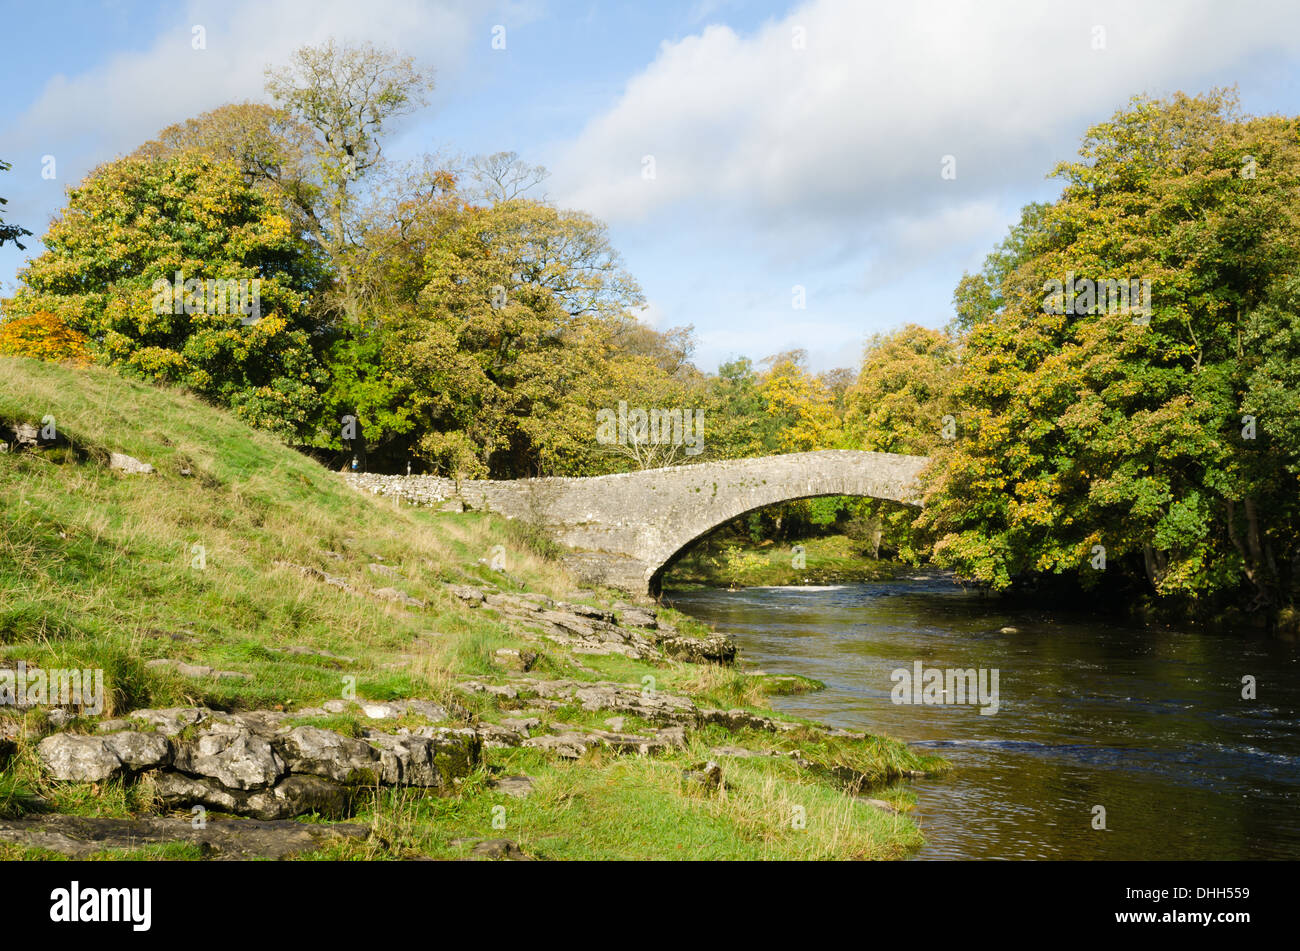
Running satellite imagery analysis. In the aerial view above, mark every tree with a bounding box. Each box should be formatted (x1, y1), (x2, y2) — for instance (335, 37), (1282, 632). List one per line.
(843, 325), (961, 559)
(131, 102), (323, 245)
(705, 357), (777, 459)
(0, 159), (32, 249)
(921, 90), (1300, 626)
(0, 310), (91, 363)
(4, 154), (328, 439)
(342, 192), (658, 476)
(266, 40), (434, 322)
(757, 350), (841, 453)
(467, 151), (548, 204)
(844, 324), (959, 455)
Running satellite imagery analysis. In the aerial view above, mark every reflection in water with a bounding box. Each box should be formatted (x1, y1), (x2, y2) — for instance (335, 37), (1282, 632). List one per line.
(663, 576), (1300, 860)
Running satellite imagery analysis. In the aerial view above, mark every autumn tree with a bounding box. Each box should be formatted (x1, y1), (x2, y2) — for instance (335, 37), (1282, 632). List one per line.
(131, 102), (323, 245)
(844, 324), (960, 455)
(266, 40), (433, 323)
(338, 189), (669, 477)
(0, 310), (91, 363)
(4, 154), (328, 438)
(842, 324), (960, 559)
(757, 350), (841, 453)
(921, 90), (1300, 626)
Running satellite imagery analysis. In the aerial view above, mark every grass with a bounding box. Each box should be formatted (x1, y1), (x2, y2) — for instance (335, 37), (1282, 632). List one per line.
(0, 356), (946, 860)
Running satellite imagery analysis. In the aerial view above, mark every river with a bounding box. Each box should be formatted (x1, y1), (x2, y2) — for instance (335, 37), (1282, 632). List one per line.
(663, 575), (1300, 860)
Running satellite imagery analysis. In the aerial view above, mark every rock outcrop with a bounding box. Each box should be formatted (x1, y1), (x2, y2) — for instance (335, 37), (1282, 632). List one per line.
(36, 705), (482, 820)
(447, 583), (735, 664)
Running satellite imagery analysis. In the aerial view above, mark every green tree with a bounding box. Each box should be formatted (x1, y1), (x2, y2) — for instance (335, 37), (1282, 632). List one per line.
(345, 191), (661, 477)
(922, 90), (1300, 626)
(843, 324), (960, 559)
(4, 154), (328, 438)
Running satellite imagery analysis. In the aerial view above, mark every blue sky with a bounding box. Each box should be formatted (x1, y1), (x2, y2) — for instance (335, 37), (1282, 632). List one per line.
(3, 0), (1299, 372)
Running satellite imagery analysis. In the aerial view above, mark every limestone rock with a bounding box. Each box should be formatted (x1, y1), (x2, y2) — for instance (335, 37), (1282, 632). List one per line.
(492, 647), (539, 672)
(108, 452), (154, 474)
(682, 760), (724, 792)
(37, 732), (169, 781)
(172, 729), (286, 790)
(105, 731), (172, 771)
(494, 775), (534, 798)
(616, 606), (659, 629)
(277, 726), (381, 784)
(144, 659), (250, 680)
(858, 797), (900, 815)
(447, 584), (486, 604)
(37, 735), (124, 782)
(0, 813), (369, 860)
(522, 732), (600, 759)
(373, 586), (425, 608)
(126, 707), (210, 735)
(699, 708), (796, 733)
(363, 728), (480, 788)
(452, 837), (532, 860)
(500, 717), (542, 736)
(659, 634), (737, 665)
(279, 645), (356, 663)
(468, 722), (526, 748)
(146, 763), (355, 821)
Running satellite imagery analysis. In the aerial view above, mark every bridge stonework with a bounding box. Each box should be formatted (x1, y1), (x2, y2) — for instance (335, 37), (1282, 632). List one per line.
(347, 450), (930, 597)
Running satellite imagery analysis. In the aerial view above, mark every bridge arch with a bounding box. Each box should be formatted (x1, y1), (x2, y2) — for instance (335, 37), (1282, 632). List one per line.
(646, 489), (914, 595)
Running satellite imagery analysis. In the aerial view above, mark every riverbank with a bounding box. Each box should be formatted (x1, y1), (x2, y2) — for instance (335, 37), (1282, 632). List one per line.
(664, 534), (899, 589)
(0, 357), (947, 860)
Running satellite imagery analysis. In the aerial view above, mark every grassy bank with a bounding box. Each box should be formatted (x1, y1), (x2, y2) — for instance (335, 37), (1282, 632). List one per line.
(0, 357), (945, 860)
(664, 533), (898, 589)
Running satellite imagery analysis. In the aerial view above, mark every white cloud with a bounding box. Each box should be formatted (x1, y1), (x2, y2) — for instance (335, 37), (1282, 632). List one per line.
(549, 0), (1300, 239)
(860, 199), (1006, 292)
(637, 299), (669, 327)
(2, 0), (483, 182)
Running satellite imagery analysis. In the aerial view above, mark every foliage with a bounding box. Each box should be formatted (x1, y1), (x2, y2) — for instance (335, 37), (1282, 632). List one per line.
(3, 154), (329, 440)
(841, 324), (961, 559)
(344, 191), (670, 476)
(0, 310), (91, 364)
(922, 90), (1300, 623)
(265, 39), (434, 322)
(0, 158), (32, 249)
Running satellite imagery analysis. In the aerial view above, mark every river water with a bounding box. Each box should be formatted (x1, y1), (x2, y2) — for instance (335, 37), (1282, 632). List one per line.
(663, 576), (1300, 860)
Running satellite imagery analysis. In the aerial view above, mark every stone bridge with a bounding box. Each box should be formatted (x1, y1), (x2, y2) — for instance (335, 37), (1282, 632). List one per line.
(347, 450), (930, 597)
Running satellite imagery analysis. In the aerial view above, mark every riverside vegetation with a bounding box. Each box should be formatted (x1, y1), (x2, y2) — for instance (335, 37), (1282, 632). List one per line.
(664, 534), (897, 589)
(0, 357), (946, 860)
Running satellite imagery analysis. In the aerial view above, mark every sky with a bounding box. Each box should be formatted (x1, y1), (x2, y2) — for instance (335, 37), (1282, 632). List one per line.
(2, 0), (1299, 373)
